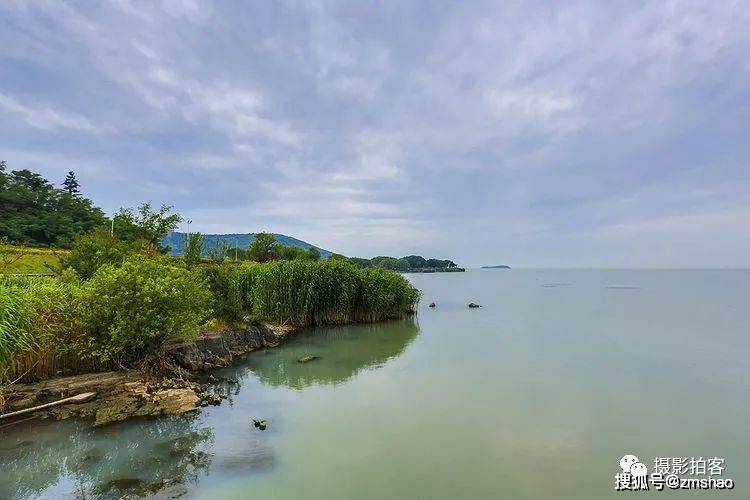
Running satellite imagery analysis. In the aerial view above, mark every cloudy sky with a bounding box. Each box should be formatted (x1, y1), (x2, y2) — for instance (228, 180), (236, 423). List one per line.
(1, 1), (749, 267)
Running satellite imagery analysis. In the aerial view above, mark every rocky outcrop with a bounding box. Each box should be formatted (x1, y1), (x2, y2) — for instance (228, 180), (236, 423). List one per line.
(167, 322), (288, 372)
(1, 322), (296, 427)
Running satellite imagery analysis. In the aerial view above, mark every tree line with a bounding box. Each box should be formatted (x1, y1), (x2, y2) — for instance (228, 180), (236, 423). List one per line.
(0, 161), (106, 247)
(348, 255), (459, 271)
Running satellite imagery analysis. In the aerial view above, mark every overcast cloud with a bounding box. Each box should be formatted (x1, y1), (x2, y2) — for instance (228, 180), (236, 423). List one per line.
(1, 0), (749, 267)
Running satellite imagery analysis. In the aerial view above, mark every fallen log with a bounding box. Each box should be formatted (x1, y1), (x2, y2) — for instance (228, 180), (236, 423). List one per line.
(0, 392), (97, 420)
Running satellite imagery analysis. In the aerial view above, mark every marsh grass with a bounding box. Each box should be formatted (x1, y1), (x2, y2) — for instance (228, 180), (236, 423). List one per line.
(250, 259), (420, 327)
(0, 275), (97, 382)
(0, 258), (419, 384)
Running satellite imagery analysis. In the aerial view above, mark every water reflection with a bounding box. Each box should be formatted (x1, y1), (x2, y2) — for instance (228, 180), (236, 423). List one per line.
(0, 413), (214, 499)
(232, 318), (420, 389)
(0, 318), (419, 498)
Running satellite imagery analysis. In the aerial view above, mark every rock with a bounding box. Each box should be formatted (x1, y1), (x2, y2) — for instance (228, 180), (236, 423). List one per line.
(468, 303), (481, 308)
(167, 323), (283, 372)
(202, 393), (222, 406)
(252, 419), (267, 430)
(428, 302), (436, 308)
(2, 322), (297, 427)
(297, 355), (318, 363)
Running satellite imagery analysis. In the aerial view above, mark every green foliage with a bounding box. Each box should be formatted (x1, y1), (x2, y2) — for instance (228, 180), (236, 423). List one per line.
(0, 248), (419, 382)
(0, 275), (85, 381)
(78, 256), (212, 363)
(200, 263), (260, 324)
(277, 245), (321, 261)
(62, 171), (80, 195)
(369, 256), (409, 271)
(60, 227), (136, 279)
(349, 254), (458, 271)
(247, 231), (278, 262)
(207, 239), (232, 263)
(0, 282), (34, 373)
(113, 203), (182, 253)
(0, 162), (107, 247)
(184, 232), (204, 267)
(0, 242), (63, 274)
(251, 259), (420, 327)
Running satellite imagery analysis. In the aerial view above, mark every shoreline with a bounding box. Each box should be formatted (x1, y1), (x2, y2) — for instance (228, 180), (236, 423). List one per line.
(1, 322), (298, 428)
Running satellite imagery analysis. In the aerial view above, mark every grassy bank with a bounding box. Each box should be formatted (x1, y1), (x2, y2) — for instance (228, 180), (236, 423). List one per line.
(0, 245), (64, 274)
(0, 257), (419, 386)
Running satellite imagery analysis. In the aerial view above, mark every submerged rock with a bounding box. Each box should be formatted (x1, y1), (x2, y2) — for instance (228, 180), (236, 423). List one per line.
(297, 355), (318, 363)
(202, 393), (222, 406)
(468, 302), (481, 308)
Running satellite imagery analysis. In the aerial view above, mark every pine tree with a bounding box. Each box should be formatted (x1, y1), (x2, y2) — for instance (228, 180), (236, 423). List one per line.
(63, 170), (80, 195)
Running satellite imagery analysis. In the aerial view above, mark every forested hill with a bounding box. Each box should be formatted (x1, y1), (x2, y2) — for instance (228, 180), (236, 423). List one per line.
(165, 232), (332, 258)
(349, 255), (464, 272)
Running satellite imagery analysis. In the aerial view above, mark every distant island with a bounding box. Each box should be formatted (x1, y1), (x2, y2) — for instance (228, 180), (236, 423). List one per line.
(350, 255), (465, 273)
(481, 265), (511, 269)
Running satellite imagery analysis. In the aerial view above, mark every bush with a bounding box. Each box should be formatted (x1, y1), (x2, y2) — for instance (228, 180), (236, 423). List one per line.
(61, 227), (136, 279)
(79, 256), (212, 363)
(1, 254), (420, 383)
(200, 263), (260, 324)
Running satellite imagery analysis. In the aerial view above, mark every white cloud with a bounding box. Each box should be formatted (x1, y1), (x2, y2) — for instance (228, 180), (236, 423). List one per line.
(0, 93), (103, 134)
(487, 89), (577, 120)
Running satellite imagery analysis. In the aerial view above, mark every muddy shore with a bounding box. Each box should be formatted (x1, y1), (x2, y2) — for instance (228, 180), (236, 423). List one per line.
(1, 322), (295, 427)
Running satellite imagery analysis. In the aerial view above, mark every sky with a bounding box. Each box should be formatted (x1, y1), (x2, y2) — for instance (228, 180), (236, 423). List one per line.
(1, 0), (749, 267)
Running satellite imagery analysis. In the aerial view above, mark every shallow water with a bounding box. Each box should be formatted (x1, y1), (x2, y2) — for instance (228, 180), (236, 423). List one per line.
(1, 269), (749, 499)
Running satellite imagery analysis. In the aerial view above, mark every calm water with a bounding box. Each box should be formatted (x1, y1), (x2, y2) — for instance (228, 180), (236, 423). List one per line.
(1, 269), (749, 499)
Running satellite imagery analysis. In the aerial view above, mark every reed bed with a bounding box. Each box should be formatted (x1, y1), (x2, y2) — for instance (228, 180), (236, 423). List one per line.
(0, 257), (420, 384)
(249, 259), (420, 327)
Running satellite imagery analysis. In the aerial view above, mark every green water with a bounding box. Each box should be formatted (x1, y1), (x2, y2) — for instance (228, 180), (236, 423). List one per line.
(1, 269), (748, 499)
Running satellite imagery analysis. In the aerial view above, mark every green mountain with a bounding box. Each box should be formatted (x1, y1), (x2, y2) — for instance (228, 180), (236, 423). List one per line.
(164, 232), (332, 258)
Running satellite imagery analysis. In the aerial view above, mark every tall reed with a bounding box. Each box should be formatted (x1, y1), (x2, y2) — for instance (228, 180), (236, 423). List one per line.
(250, 259), (419, 327)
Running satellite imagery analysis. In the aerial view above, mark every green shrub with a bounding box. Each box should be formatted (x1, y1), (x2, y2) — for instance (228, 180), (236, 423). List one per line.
(200, 263), (260, 324)
(61, 227), (137, 279)
(79, 256), (212, 363)
(184, 232), (204, 267)
(1, 254), (419, 382)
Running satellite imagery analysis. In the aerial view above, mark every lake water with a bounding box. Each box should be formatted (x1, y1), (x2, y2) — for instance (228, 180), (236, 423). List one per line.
(1, 269), (749, 499)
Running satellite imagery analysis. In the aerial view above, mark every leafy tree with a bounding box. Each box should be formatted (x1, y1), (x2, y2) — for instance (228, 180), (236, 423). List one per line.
(425, 258), (457, 268)
(306, 246), (321, 261)
(370, 256), (409, 271)
(62, 171), (80, 195)
(60, 227), (137, 279)
(184, 232), (204, 267)
(349, 257), (371, 267)
(247, 232), (279, 263)
(113, 202), (182, 253)
(207, 240), (232, 263)
(0, 163), (106, 246)
(276, 245), (321, 261)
